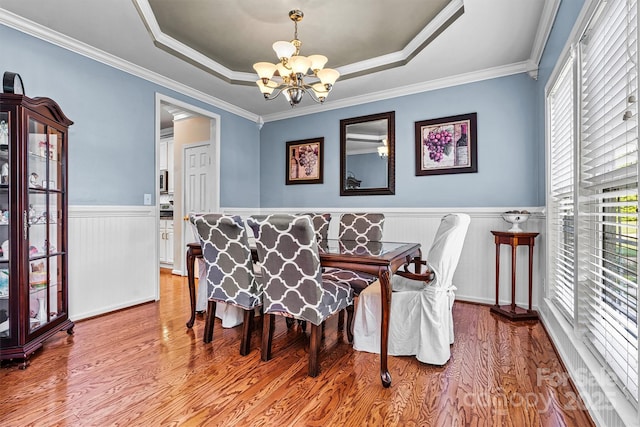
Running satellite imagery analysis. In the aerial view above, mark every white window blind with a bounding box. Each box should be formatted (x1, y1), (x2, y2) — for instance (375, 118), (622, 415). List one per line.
(580, 0), (639, 402)
(548, 56), (576, 321)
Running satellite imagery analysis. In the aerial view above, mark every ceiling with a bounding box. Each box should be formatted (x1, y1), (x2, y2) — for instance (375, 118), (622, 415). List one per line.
(0, 0), (560, 123)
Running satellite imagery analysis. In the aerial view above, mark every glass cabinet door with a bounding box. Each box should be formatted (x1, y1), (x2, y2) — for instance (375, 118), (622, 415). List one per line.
(27, 117), (65, 332)
(0, 112), (9, 339)
(48, 126), (64, 323)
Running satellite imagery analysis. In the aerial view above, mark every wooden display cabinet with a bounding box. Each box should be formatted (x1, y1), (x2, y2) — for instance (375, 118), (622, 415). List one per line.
(0, 91), (74, 368)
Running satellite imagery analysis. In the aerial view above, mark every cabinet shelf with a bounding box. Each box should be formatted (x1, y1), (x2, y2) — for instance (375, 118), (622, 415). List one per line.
(29, 251), (64, 262)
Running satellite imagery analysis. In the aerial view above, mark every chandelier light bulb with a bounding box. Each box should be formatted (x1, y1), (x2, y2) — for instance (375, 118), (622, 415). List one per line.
(311, 83), (328, 102)
(253, 62), (277, 81)
(317, 68), (340, 87)
(256, 80), (275, 96)
(308, 55), (328, 72)
(272, 41), (296, 61)
(289, 56), (311, 75)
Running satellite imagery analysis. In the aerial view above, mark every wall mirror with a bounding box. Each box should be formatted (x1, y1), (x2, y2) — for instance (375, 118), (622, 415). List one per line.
(340, 111), (395, 196)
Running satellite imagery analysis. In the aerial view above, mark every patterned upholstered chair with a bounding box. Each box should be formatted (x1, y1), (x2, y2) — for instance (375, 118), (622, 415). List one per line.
(247, 214), (354, 377)
(323, 213), (385, 294)
(288, 213), (332, 331)
(190, 214), (262, 356)
(297, 212), (331, 245)
(321, 213), (384, 342)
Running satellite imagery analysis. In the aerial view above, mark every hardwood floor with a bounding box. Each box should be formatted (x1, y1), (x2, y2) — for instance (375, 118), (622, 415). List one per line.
(1, 271), (594, 426)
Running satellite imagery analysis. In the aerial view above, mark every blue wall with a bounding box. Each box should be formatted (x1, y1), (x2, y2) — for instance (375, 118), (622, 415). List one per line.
(0, 24), (261, 207)
(1, 0), (587, 211)
(260, 73), (538, 208)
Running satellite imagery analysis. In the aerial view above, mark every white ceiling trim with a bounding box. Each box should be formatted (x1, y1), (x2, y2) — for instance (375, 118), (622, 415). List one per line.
(0, 7), (260, 123)
(527, 0), (562, 79)
(261, 60), (532, 123)
(132, 0), (256, 85)
(337, 0), (464, 78)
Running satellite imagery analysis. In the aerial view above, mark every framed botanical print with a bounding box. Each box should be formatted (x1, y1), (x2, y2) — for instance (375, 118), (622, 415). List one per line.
(414, 113), (477, 176)
(286, 137), (324, 185)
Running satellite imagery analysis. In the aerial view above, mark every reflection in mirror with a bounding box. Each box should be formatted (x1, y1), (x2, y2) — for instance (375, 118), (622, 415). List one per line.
(340, 111), (395, 196)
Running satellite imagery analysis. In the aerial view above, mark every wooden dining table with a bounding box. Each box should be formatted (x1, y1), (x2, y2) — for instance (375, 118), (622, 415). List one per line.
(185, 238), (421, 388)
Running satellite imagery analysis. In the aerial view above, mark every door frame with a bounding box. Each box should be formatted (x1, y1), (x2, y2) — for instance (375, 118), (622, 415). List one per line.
(155, 94), (221, 295)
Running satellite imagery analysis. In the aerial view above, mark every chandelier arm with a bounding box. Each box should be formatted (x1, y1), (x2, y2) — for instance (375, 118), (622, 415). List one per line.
(261, 86), (288, 101)
(301, 81), (330, 95)
(298, 86), (325, 104)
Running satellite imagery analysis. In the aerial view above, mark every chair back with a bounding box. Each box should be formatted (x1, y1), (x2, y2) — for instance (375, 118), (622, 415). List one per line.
(338, 213), (385, 242)
(190, 214), (261, 309)
(247, 214), (333, 325)
(426, 213), (471, 289)
(297, 212), (331, 243)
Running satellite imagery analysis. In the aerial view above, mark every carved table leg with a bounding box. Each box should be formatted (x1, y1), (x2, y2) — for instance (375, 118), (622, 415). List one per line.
(186, 245), (197, 328)
(378, 268), (392, 388)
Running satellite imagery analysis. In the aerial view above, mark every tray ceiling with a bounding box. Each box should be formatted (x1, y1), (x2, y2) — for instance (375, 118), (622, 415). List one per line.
(0, 0), (559, 121)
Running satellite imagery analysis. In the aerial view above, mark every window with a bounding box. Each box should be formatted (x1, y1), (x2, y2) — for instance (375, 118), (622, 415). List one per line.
(548, 56), (576, 321)
(547, 0), (639, 404)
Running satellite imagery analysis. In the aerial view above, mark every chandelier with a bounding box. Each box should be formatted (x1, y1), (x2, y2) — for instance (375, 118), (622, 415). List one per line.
(377, 139), (388, 157)
(253, 10), (339, 107)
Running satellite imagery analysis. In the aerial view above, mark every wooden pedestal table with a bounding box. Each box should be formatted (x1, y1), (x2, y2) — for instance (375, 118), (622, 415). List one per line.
(490, 231), (539, 321)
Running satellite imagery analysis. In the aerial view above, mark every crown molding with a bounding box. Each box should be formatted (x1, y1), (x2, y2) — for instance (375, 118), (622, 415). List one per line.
(261, 61), (531, 123)
(529, 0), (562, 75)
(0, 8), (260, 123)
(336, 0), (464, 79)
(132, 0), (256, 85)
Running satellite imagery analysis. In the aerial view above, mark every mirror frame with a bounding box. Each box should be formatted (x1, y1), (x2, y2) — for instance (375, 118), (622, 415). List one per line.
(340, 111), (395, 196)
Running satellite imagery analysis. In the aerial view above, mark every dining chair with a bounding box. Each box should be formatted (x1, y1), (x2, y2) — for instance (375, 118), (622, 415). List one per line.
(289, 213), (332, 331)
(322, 213), (385, 293)
(190, 213), (247, 328)
(190, 213), (263, 356)
(352, 213), (470, 365)
(297, 212), (331, 244)
(322, 213), (384, 342)
(247, 214), (354, 377)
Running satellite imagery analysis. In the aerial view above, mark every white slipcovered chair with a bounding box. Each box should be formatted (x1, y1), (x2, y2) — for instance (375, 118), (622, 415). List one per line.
(352, 213), (470, 365)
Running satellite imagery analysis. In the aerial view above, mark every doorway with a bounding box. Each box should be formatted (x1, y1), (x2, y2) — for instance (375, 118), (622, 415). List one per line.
(156, 94), (220, 279)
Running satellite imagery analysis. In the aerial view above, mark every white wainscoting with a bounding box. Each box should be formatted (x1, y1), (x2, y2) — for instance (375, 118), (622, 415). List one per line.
(222, 207), (546, 309)
(68, 206), (158, 320)
(66, 206), (544, 321)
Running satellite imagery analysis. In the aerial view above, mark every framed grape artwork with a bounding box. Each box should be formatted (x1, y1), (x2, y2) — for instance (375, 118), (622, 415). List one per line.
(285, 137), (324, 185)
(414, 113), (477, 176)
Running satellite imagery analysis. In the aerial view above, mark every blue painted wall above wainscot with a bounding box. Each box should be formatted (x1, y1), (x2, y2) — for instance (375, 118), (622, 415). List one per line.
(0, 23), (261, 208)
(260, 73), (538, 208)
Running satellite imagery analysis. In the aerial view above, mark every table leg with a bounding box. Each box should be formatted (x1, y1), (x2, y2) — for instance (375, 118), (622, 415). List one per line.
(495, 242), (500, 306)
(378, 268), (392, 388)
(511, 243), (517, 311)
(528, 244), (534, 311)
(186, 246), (197, 328)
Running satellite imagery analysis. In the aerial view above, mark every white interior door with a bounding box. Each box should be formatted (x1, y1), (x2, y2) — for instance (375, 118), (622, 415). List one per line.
(183, 143), (211, 246)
